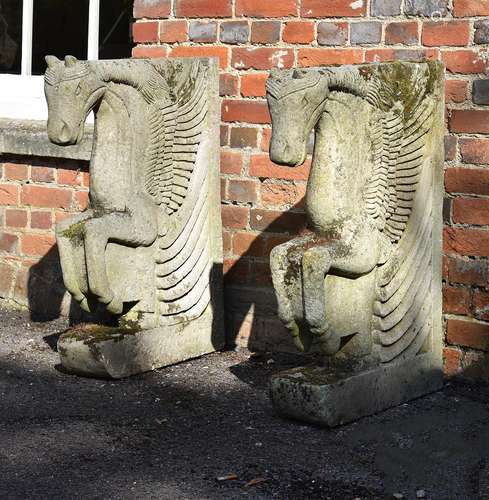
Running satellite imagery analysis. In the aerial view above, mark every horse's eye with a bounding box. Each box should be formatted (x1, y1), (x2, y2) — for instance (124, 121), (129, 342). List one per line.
(75, 83), (82, 96)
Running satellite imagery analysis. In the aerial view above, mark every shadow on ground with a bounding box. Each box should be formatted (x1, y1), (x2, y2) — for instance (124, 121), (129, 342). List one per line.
(1, 306), (489, 500)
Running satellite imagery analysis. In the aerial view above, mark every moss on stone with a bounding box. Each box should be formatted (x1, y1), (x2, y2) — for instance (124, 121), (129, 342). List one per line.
(61, 323), (140, 346)
(61, 222), (86, 245)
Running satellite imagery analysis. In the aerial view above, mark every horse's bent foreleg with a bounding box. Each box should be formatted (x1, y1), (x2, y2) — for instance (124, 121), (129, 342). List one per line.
(270, 241), (299, 326)
(84, 209), (158, 314)
(55, 211), (93, 311)
(302, 246), (330, 334)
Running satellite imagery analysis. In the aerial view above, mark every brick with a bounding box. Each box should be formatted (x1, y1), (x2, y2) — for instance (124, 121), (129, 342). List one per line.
(132, 46), (167, 59)
(444, 135), (457, 161)
(21, 185), (71, 209)
(132, 21), (159, 43)
(226, 179), (259, 204)
(220, 21), (249, 45)
(453, 198), (489, 225)
(459, 139), (489, 165)
(219, 74), (238, 97)
(385, 22), (418, 46)
(351, 22), (382, 45)
(317, 22), (348, 46)
(445, 80), (467, 104)
(57, 169), (80, 186)
(175, 0), (232, 17)
(222, 100), (270, 124)
(442, 50), (486, 75)
(475, 20), (489, 45)
(31, 211), (52, 230)
(168, 46), (228, 69)
(446, 168), (489, 195)
(232, 48), (294, 70)
(222, 230), (232, 256)
(189, 21), (217, 43)
(0, 184), (18, 205)
(474, 291), (489, 321)
(3, 163), (28, 181)
(134, 0), (170, 18)
(250, 209), (306, 233)
(261, 180), (304, 208)
(282, 22), (315, 44)
(74, 191), (89, 211)
(404, 0), (448, 16)
(236, 0), (297, 17)
(473, 80), (489, 106)
(31, 166), (54, 183)
(249, 154), (311, 180)
(447, 319), (489, 351)
(251, 22), (281, 44)
(220, 150), (243, 174)
(444, 226), (489, 257)
(447, 256), (487, 286)
(0, 232), (18, 253)
(450, 110), (489, 134)
(159, 20), (187, 43)
(252, 261), (272, 286)
(454, 0), (489, 17)
(223, 258), (250, 285)
(443, 197), (452, 223)
(5, 209), (27, 228)
(220, 125), (230, 146)
(298, 49), (363, 67)
(422, 21), (470, 47)
(221, 205), (249, 229)
(0, 261), (14, 297)
(21, 233), (56, 257)
(365, 48), (439, 62)
(443, 347), (462, 377)
(261, 128), (272, 151)
(371, 0), (401, 16)
(443, 286), (471, 315)
(240, 73), (268, 97)
(230, 127), (258, 149)
(301, 0), (366, 17)
(232, 232), (265, 257)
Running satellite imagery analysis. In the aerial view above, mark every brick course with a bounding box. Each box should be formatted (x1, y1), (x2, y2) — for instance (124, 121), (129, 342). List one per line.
(1, 0), (488, 378)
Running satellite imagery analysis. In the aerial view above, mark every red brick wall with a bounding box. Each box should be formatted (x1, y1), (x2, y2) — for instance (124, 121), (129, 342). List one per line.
(0, 157), (89, 318)
(132, 0), (489, 376)
(1, 0), (488, 377)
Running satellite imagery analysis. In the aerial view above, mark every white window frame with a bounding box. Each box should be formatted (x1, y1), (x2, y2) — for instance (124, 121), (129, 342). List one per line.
(0, 0), (100, 121)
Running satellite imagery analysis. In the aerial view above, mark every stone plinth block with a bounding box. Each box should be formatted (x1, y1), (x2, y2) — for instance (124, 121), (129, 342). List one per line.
(45, 55), (223, 378)
(266, 61), (445, 425)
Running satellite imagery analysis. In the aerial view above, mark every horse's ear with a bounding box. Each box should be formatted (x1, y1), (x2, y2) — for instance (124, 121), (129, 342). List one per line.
(65, 55), (78, 67)
(45, 55), (60, 68)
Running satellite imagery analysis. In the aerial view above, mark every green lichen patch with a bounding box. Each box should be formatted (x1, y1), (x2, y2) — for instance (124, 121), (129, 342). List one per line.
(61, 222), (86, 245)
(61, 323), (140, 346)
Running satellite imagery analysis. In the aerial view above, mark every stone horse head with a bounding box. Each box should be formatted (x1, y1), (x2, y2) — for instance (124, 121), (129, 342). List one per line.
(44, 55), (104, 145)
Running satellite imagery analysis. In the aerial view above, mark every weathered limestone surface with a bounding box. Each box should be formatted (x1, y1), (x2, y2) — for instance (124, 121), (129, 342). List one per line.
(266, 61), (444, 426)
(44, 55), (223, 378)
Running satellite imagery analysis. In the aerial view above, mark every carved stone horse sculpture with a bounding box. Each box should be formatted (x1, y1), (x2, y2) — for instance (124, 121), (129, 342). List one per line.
(267, 62), (444, 367)
(44, 56), (223, 378)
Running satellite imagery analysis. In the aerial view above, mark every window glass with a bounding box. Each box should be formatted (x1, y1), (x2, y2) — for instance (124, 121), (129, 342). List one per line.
(99, 0), (132, 60)
(32, 0), (89, 75)
(0, 0), (22, 74)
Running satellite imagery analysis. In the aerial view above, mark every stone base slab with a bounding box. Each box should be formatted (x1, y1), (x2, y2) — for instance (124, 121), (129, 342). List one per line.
(58, 307), (223, 379)
(270, 354), (443, 427)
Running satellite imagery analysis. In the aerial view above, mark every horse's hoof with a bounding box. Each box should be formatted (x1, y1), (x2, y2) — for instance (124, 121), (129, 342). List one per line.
(79, 297), (91, 313)
(106, 297), (123, 315)
(318, 333), (341, 356)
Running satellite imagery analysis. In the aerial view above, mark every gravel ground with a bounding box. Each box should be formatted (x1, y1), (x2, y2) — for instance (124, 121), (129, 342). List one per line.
(1, 303), (489, 500)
